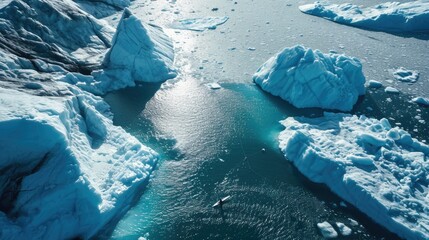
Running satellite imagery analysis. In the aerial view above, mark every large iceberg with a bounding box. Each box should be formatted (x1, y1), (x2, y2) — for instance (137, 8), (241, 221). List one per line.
(279, 113), (429, 240)
(0, 0), (114, 73)
(299, 1), (429, 33)
(0, 83), (158, 239)
(86, 9), (176, 94)
(253, 45), (365, 111)
(74, 0), (131, 18)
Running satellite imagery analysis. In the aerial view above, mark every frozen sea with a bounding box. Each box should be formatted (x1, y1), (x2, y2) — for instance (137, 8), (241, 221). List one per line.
(101, 0), (428, 239)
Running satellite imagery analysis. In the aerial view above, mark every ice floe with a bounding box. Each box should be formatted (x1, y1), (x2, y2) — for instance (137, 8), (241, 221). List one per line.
(385, 86), (400, 93)
(412, 97), (429, 106)
(299, 1), (429, 33)
(392, 67), (419, 83)
(0, 85), (158, 239)
(368, 80), (383, 88)
(169, 16), (229, 31)
(317, 221), (338, 238)
(336, 222), (352, 236)
(253, 45), (365, 111)
(279, 113), (429, 240)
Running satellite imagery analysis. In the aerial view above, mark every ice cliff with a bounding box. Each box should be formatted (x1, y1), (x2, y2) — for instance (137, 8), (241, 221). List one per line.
(299, 1), (429, 33)
(253, 45), (365, 111)
(279, 113), (429, 240)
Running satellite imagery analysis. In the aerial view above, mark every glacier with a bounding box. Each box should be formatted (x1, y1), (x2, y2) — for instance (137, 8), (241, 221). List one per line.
(0, 84), (158, 239)
(253, 45), (365, 111)
(0, 0), (114, 73)
(279, 113), (429, 240)
(299, 1), (429, 33)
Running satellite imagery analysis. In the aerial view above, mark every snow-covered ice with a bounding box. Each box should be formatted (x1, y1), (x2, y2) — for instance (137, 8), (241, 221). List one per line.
(0, 84), (158, 239)
(169, 17), (229, 31)
(412, 97), (429, 106)
(299, 1), (429, 33)
(392, 67), (419, 83)
(279, 113), (429, 240)
(385, 86), (400, 93)
(368, 80), (383, 88)
(317, 221), (338, 238)
(336, 222), (352, 236)
(0, 0), (114, 72)
(67, 9), (176, 94)
(253, 45), (365, 111)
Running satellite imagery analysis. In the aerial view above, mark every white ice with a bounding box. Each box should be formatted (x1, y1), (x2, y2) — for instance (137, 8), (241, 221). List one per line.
(169, 16), (229, 31)
(412, 97), (429, 106)
(336, 222), (352, 236)
(279, 113), (429, 240)
(299, 1), (429, 33)
(317, 221), (338, 238)
(368, 80), (383, 88)
(253, 45), (365, 111)
(385, 86), (400, 93)
(392, 67), (419, 83)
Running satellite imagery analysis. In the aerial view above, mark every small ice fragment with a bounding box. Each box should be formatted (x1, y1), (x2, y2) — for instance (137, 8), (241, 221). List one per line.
(412, 97), (429, 106)
(368, 80), (383, 88)
(336, 222), (352, 236)
(317, 222), (338, 238)
(247, 47), (256, 51)
(219, 158), (225, 162)
(392, 67), (419, 83)
(348, 218), (359, 227)
(385, 87), (399, 93)
(261, 148), (266, 152)
(207, 82), (222, 89)
(340, 201), (347, 207)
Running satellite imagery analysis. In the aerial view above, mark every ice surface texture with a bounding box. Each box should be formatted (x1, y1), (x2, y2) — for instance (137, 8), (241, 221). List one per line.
(253, 45), (365, 111)
(299, 1), (429, 33)
(83, 9), (176, 94)
(279, 113), (429, 240)
(0, 0), (114, 73)
(0, 85), (158, 239)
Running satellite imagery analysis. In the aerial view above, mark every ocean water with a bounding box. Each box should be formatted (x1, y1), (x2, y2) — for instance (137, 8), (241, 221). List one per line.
(103, 0), (428, 239)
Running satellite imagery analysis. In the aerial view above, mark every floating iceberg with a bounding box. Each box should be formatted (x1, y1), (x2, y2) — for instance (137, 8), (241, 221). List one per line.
(170, 16), (229, 31)
(368, 80), (383, 88)
(392, 67), (419, 83)
(253, 45), (365, 111)
(317, 221), (338, 238)
(412, 97), (429, 106)
(0, 0), (114, 73)
(385, 86), (400, 93)
(0, 85), (158, 239)
(279, 113), (429, 240)
(299, 1), (429, 33)
(89, 9), (176, 94)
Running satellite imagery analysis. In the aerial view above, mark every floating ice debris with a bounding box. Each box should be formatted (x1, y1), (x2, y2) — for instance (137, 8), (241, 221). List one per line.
(254, 45), (365, 111)
(339, 201), (347, 208)
(170, 16), (229, 31)
(368, 80), (383, 88)
(207, 82), (222, 89)
(299, 1), (429, 33)
(247, 47), (256, 51)
(392, 67), (419, 83)
(412, 97), (429, 106)
(279, 113), (429, 240)
(385, 86), (399, 93)
(348, 218), (359, 227)
(336, 222), (352, 236)
(317, 221), (338, 238)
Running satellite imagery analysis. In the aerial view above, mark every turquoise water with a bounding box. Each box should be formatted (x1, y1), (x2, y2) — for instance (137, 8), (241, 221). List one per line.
(103, 78), (406, 240)
(101, 0), (429, 238)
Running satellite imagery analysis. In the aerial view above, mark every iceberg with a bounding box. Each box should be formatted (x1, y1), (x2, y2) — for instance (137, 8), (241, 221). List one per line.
(317, 221), (338, 238)
(0, 0), (114, 73)
(89, 9), (176, 94)
(279, 113), (429, 240)
(0, 84), (158, 239)
(253, 45), (365, 111)
(392, 67), (419, 83)
(170, 17), (229, 31)
(299, 1), (429, 33)
(412, 97), (429, 106)
(74, 0), (131, 18)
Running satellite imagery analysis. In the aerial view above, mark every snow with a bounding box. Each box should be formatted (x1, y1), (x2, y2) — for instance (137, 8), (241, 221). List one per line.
(253, 45), (365, 111)
(392, 67), (419, 83)
(412, 97), (429, 106)
(169, 16), (229, 31)
(88, 9), (176, 94)
(385, 86), (400, 93)
(368, 80), (383, 88)
(299, 1), (429, 33)
(279, 113), (429, 240)
(317, 221), (338, 238)
(0, 85), (158, 239)
(0, 0), (114, 72)
(336, 222), (352, 236)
